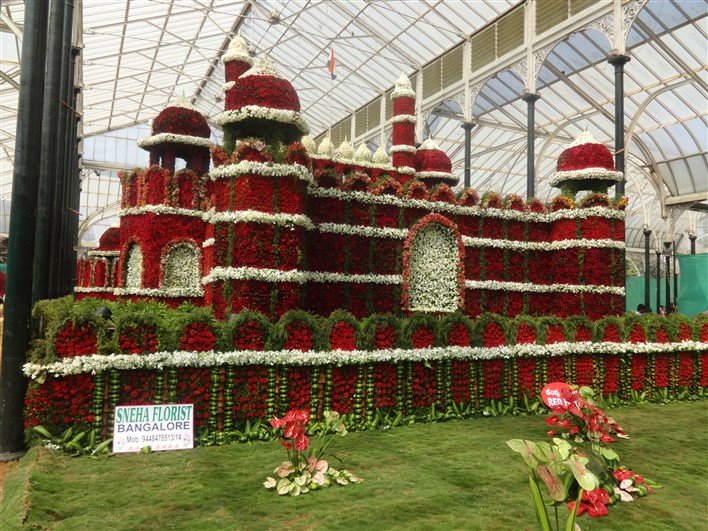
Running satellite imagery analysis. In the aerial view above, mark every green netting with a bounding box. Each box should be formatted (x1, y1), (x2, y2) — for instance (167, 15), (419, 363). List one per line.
(677, 253), (708, 316)
(625, 276), (663, 314)
(625, 253), (708, 316)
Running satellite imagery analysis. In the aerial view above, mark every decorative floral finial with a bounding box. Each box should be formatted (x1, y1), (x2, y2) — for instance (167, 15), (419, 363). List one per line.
(372, 146), (389, 164)
(335, 139), (354, 160)
(223, 31), (253, 64)
(301, 135), (316, 153)
(392, 72), (415, 98)
(354, 143), (372, 162)
(242, 53), (283, 79)
(569, 131), (599, 148)
(419, 138), (440, 151)
(317, 136), (334, 156)
(166, 95), (197, 111)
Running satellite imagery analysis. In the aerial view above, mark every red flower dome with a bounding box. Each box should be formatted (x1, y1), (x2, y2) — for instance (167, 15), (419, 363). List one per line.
(550, 132), (622, 188)
(98, 227), (120, 251)
(414, 139), (458, 185)
(227, 60), (300, 113)
(216, 55), (309, 139)
(138, 97), (212, 151)
(152, 98), (210, 138)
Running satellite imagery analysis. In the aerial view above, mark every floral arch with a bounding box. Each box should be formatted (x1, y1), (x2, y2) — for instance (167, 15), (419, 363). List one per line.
(402, 213), (465, 313)
(124, 243), (143, 288)
(161, 241), (201, 289)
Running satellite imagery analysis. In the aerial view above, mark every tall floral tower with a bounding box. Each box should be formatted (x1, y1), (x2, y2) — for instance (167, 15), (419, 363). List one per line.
(115, 98), (212, 304)
(206, 52), (312, 318)
(390, 73), (417, 171)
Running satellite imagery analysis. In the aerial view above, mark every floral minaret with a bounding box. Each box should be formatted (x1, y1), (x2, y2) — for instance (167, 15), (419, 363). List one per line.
(115, 99), (211, 305)
(136, 97), (212, 175)
(207, 55), (312, 318)
(549, 131), (625, 317)
(390, 73), (417, 171)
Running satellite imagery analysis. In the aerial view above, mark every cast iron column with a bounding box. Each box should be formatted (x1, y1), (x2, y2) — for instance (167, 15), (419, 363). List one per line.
(689, 233), (697, 254)
(33, 0), (67, 303)
(643, 227), (651, 310)
(48, 0), (74, 298)
(460, 121), (475, 188)
(608, 54), (630, 198)
(672, 241), (678, 307)
(0, 0), (49, 461)
(663, 241), (671, 311)
(655, 249), (661, 312)
(521, 92), (540, 199)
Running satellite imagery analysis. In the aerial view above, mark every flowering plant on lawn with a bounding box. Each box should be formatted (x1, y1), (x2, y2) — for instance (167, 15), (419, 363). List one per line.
(510, 384), (659, 525)
(264, 409), (362, 496)
(544, 385), (627, 443)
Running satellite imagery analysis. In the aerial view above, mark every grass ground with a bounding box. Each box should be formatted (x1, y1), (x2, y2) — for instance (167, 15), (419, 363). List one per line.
(1, 401), (706, 530)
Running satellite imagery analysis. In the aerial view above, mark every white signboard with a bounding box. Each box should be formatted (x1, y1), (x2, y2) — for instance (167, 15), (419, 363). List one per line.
(113, 404), (194, 453)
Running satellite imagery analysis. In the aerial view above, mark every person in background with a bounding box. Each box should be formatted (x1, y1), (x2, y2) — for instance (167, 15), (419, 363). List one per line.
(635, 304), (646, 315)
(667, 302), (678, 315)
(659, 305), (666, 317)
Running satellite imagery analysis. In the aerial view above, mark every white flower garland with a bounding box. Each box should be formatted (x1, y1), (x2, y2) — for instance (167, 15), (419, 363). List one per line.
(461, 236), (625, 251)
(214, 106), (310, 134)
(73, 286), (116, 293)
(550, 167), (623, 187)
(389, 145), (417, 154)
(464, 279), (624, 295)
(222, 81), (235, 92)
(397, 166), (416, 175)
(409, 223), (459, 312)
(137, 133), (211, 149)
(202, 238), (215, 248)
(120, 205), (204, 218)
(114, 286), (204, 298)
(23, 341), (708, 379)
(308, 187), (626, 222)
(87, 250), (120, 258)
(202, 266), (402, 286)
(316, 222), (623, 250)
(210, 160), (314, 185)
(317, 222), (407, 240)
(209, 210), (313, 229)
(391, 114), (417, 123)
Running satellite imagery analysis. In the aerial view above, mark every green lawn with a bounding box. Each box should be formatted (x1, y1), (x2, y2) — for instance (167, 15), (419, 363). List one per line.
(2, 401), (707, 530)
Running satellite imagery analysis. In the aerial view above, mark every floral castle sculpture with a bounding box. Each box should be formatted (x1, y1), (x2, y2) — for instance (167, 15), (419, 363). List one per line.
(26, 35), (707, 443)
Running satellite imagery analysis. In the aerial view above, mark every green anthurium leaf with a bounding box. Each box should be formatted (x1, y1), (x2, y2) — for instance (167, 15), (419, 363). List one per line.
(564, 457), (599, 492)
(535, 441), (554, 463)
(553, 438), (572, 461)
(507, 439), (538, 469)
(601, 447), (620, 462)
(537, 464), (567, 502)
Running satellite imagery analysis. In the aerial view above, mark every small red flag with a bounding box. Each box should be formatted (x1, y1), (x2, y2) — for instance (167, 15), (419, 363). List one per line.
(328, 48), (336, 80)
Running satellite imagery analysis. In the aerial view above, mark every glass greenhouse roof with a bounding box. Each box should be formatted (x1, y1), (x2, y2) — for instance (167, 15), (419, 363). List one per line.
(0, 0), (706, 252)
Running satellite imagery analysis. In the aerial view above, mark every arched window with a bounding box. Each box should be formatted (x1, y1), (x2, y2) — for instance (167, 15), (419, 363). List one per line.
(162, 243), (200, 289)
(406, 220), (462, 313)
(125, 244), (143, 288)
